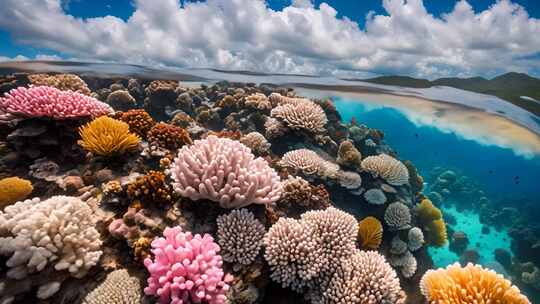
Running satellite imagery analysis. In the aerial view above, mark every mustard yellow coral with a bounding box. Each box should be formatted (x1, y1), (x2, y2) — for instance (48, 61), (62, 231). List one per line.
(78, 116), (140, 156)
(416, 198), (447, 247)
(0, 177), (33, 208)
(358, 216), (383, 250)
(420, 263), (530, 304)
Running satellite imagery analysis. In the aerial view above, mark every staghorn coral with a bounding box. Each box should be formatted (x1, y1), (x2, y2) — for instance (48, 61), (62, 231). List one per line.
(363, 188), (387, 205)
(127, 170), (174, 205)
(81, 269), (143, 304)
(147, 122), (192, 151)
(245, 93), (271, 111)
(169, 135), (282, 208)
(0, 177), (33, 208)
(264, 117), (287, 139)
(361, 154), (409, 186)
(106, 90), (137, 111)
(28, 73), (91, 95)
(384, 202), (412, 230)
(143, 226), (231, 304)
(416, 198), (448, 247)
(216, 209), (266, 265)
(240, 132), (271, 155)
(420, 263), (530, 304)
(270, 95), (327, 133)
(408, 227), (425, 251)
(78, 116), (141, 157)
(336, 140), (362, 169)
(357, 216), (383, 250)
(0, 196), (102, 299)
(117, 109), (156, 138)
(336, 170), (362, 189)
(0, 86), (112, 119)
(318, 250), (406, 304)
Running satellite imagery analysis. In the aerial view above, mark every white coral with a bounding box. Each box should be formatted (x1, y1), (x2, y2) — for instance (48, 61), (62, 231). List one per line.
(407, 227), (425, 251)
(281, 149), (323, 176)
(361, 154), (409, 186)
(82, 269), (143, 304)
(270, 94), (327, 133)
(0, 196), (102, 298)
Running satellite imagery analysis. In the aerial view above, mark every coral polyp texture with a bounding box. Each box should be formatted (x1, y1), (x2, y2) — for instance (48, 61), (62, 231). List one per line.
(384, 202), (412, 230)
(169, 135), (282, 208)
(318, 250), (407, 304)
(147, 122), (192, 151)
(143, 226), (231, 304)
(270, 94), (328, 133)
(117, 109), (156, 138)
(0, 86), (112, 119)
(28, 73), (92, 95)
(357, 216), (383, 250)
(0, 196), (102, 299)
(78, 116), (141, 156)
(361, 154), (409, 186)
(216, 209), (266, 265)
(0, 176), (33, 208)
(281, 148), (324, 176)
(81, 269), (143, 304)
(420, 263), (530, 304)
(127, 170), (174, 205)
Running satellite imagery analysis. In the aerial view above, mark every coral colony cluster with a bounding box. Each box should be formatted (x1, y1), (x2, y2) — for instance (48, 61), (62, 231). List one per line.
(0, 73), (532, 304)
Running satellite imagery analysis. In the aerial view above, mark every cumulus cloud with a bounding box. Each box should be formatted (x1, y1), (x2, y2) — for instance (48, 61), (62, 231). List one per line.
(0, 0), (539, 78)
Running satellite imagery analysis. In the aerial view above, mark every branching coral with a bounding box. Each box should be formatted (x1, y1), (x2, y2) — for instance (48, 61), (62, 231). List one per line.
(216, 209), (266, 265)
(143, 226), (231, 304)
(0, 86), (112, 119)
(117, 109), (156, 138)
(357, 216), (383, 250)
(240, 132), (271, 155)
(0, 196), (102, 299)
(28, 73), (91, 95)
(270, 94), (327, 133)
(78, 116), (141, 156)
(147, 122), (192, 151)
(336, 140), (362, 169)
(245, 93), (271, 111)
(82, 269), (143, 304)
(127, 170), (174, 205)
(363, 188), (387, 205)
(384, 202), (412, 230)
(416, 198), (448, 247)
(168, 135), (282, 208)
(0, 177), (33, 208)
(420, 263), (530, 304)
(361, 154), (409, 186)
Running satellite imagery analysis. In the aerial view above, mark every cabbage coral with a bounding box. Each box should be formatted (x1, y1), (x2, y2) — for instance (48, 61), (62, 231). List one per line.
(0, 86), (112, 119)
(0, 177), (33, 208)
(270, 95), (327, 133)
(143, 226), (231, 304)
(168, 136), (282, 208)
(361, 154), (409, 186)
(420, 263), (530, 304)
(82, 269), (143, 304)
(357, 216), (383, 250)
(78, 116), (141, 157)
(28, 73), (91, 95)
(147, 122), (192, 151)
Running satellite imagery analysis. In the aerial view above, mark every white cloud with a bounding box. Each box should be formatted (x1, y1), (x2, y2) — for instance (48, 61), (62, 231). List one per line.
(0, 0), (539, 78)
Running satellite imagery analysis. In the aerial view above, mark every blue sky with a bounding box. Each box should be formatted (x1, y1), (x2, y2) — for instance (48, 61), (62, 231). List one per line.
(1, 0), (540, 78)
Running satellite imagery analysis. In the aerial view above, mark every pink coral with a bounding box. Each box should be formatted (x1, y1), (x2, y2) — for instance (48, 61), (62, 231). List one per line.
(143, 226), (231, 304)
(169, 135), (282, 208)
(0, 86), (112, 119)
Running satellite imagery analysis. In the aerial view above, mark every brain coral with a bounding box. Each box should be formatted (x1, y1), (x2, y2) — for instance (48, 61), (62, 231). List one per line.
(147, 122), (192, 151)
(384, 202), (412, 230)
(240, 132), (271, 155)
(143, 226), (231, 304)
(82, 269), (143, 304)
(420, 263), (530, 304)
(117, 109), (156, 138)
(0, 177), (33, 208)
(168, 135), (282, 208)
(0, 86), (112, 119)
(363, 188), (387, 205)
(0, 196), (102, 282)
(319, 250), (406, 304)
(357, 216), (383, 250)
(78, 116), (141, 157)
(361, 154), (409, 186)
(216, 209), (266, 265)
(28, 73), (91, 95)
(270, 95), (328, 133)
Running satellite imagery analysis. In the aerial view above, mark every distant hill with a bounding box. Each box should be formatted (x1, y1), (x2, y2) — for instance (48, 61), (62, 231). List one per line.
(361, 72), (540, 116)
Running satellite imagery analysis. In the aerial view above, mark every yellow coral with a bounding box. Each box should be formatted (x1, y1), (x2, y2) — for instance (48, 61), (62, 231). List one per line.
(416, 198), (447, 247)
(358, 216), (383, 249)
(417, 199), (442, 223)
(78, 116), (140, 156)
(0, 177), (33, 208)
(420, 263), (530, 304)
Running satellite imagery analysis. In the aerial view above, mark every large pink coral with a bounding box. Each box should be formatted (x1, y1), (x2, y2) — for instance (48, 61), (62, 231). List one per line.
(169, 135), (282, 208)
(143, 226), (231, 304)
(0, 86), (112, 119)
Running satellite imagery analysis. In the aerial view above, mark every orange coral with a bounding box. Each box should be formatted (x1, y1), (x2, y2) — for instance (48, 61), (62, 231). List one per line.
(358, 216), (383, 250)
(420, 263), (530, 304)
(147, 122), (192, 151)
(117, 109), (156, 138)
(78, 116), (141, 157)
(127, 170), (174, 205)
(0, 177), (33, 208)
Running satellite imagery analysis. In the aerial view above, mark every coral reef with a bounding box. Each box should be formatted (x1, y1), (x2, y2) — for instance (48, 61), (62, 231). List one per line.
(364, 188), (387, 205)
(408, 227), (425, 251)
(245, 93), (271, 111)
(336, 140), (362, 169)
(147, 122), (192, 151)
(28, 73), (91, 95)
(384, 202), (412, 230)
(281, 149), (325, 176)
(273, 176), (331, 219)
(264, 117), (287, 139)
(270, 94), (327, 133)
(416, 198), (448, 247)
(420, 263), (530, 303)
(143, 226), (231, 304)
(116, 109), (156, 138)
(127, 170), (174, 205)
(106, 90), (137, 111)
(81, 269), (143, 304)
(0, 176), (33, 208)
(169, 136), (282, 208)
(357, 216), (383, 250)
(78, 116), (141, 157)
(240, 132), (271, 155)
(361, 154), (409, 186)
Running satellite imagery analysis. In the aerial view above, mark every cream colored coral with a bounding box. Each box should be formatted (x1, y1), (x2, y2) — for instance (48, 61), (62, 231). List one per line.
(336, 170), (362, 189)
(268, 93), (311, 107)
(245, 93), (271, 110)
(270, 95), (327, 133)
(28, 73), (91, 95)
(281, 149), (324, 176)
(82, 269), (143, 304)
(240, 132), (271, 155)
(361, 154), (409, 186)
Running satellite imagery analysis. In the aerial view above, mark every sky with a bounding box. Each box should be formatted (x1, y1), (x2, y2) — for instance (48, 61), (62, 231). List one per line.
(1, 0), (540, 79)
